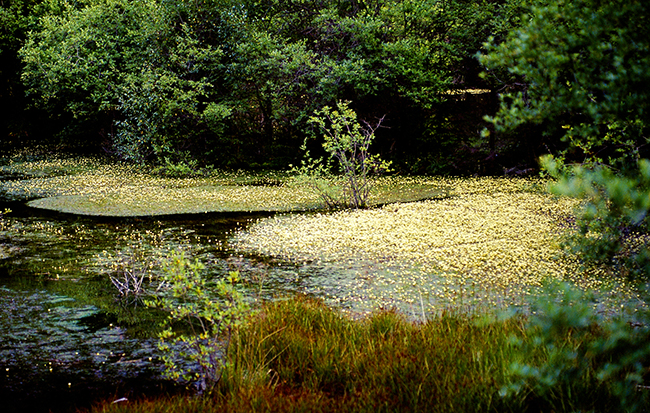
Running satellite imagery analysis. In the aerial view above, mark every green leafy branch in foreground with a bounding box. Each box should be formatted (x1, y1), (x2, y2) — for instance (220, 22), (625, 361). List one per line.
(145, 252), (249, 394)
(292, 100), (391, 209)
(500, 281), (650, 413)
(542, 155), (650, 278)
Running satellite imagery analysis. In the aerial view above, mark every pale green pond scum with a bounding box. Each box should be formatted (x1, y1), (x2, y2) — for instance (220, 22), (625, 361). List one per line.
(231, 178), (648, 318)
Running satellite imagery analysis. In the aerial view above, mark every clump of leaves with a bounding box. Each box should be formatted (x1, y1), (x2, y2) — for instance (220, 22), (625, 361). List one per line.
(500, 281), (650, 412)
(146, 252), (249, 394)
(292, 100), (391, 209)
(542, 155), (650, 279)
(150, 156), (205, 178)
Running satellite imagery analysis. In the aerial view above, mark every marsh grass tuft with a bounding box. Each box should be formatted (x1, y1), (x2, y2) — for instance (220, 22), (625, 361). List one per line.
(218, 297), (520, 412)
(89, 295), (647, 412)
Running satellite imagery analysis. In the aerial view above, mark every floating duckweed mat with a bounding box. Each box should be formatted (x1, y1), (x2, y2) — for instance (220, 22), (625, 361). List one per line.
(1, 157), (448, 216)
(232, 181), (644, 316)
(0, 158), (316, 215)
(26, 185), (320, 216)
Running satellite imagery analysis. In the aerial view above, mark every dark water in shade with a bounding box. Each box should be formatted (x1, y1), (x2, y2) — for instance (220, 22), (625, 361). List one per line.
(0, 199), (304, 412)
(0, 286), (173, 412)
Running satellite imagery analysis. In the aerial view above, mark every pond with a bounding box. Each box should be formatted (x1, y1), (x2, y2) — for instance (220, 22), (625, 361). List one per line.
(0, 159), (645, 412)
(0, 195), (436, 412)
(0, 204), (279, 412)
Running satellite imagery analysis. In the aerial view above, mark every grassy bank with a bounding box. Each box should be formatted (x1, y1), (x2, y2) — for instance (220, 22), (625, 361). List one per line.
(89, 295), (646, 413)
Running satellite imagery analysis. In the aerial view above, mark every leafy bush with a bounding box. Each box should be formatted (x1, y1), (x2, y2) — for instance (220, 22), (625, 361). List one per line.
(293, 100), (391, 209)
(146, 252), (249, 394)
(150, 157), (203, 178)
(501, 281), (650, 412)
(480, 0), (650, 166)
(542, 155), (650, 278)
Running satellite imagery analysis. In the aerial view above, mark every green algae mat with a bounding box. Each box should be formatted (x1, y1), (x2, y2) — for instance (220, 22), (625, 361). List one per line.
(1, 157), (447, 216)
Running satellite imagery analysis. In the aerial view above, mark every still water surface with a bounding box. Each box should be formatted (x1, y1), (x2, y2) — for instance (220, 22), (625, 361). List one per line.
(0, 201), (309, 412)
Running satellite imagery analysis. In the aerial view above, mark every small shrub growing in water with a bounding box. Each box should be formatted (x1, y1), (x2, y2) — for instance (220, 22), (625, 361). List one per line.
(145, 252), (249, 394)
(292, 100), (391, 209)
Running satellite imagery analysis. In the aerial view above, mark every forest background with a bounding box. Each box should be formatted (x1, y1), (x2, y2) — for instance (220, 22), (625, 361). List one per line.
(4, 0), (647, 177)
(2, 0), (543, 175)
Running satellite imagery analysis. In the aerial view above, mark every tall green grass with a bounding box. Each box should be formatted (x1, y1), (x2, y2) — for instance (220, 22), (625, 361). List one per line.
(219, 297), (515, 412)
(90, 295), (642, 413)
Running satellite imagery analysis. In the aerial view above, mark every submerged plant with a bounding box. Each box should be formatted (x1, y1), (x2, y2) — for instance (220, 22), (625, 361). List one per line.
(146, 252), (249, 394)
(107, 245), (159, 305)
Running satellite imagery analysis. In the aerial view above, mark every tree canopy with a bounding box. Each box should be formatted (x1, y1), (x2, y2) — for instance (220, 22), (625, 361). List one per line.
(5, 0), (524, 172)
(480, 0), (650, 168)
(480, 0), (650, 276)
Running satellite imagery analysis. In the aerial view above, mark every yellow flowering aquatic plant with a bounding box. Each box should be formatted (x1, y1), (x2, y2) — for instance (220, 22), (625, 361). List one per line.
(1, 157), (319, 215)
(0, 208), (14, 259)
(231, 178), (643, 316)
(2, 156), (444, 216)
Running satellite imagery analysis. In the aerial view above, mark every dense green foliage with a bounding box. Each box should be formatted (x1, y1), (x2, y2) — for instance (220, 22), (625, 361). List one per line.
(542, 156), (650, 277)
(3, 0), (525, 172)
(480, 0), (650, 167)
(0, 0), (48, 145)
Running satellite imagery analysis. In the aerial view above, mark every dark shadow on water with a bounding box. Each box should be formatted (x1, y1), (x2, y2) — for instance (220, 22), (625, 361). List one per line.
(0, 365), (181, 413)
(0, 199), (279, 412)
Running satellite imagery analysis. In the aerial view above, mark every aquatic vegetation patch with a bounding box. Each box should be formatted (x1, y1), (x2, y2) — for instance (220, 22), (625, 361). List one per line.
(2, 157), (450, 216)
(0, 244), (23, 260)
(232, 179), (643, 315)
(0, 209), (21, 259)
(26, 185), (321, 216)
(0, 155), (104, 178)
(0, 158), (317, 215)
